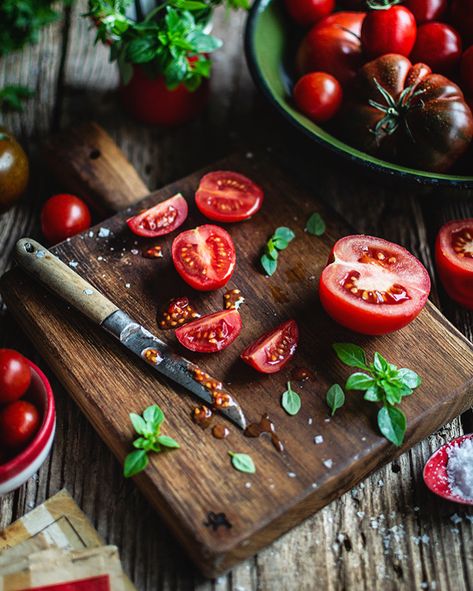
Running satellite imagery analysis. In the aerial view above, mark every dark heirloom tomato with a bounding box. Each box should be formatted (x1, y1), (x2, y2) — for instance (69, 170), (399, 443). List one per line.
(284, 0), (335, 26)
(0, 128), (29, 213)
(195, 171), (263, 223)
(0, 400), (40, 450)
(319, 236), (431, 335)
(0, 349), (31, 404)
(127, 193), (188, 237)
(172, 224), (236, 291)
(339, 54), (473, 173)
(294, 72), (343, 122)
(175, 309), (242, 353)
(405, 0), (446, 23)
(411, 23), (462, 74)
(361, 6), (417, 59)
(435, 220), (473, 309)
(240, 320), (299, 374)
(296, 12), (366, 86)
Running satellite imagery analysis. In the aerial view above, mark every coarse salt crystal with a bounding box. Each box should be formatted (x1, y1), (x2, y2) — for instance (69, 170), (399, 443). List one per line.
(68, 260), (78, 268)
(245, 482), (251, 489)
(131, 249), (139, 255)
(98, 227), (110, 238)
(314, 435), (324, 445)
(447, 438), (473, 502)
(125, 283), (131, 288)
(288, 472), (296, 478)
(308, 417), (313, 425)
(323, 459), (333, 469)
(88, 230), (94, 238)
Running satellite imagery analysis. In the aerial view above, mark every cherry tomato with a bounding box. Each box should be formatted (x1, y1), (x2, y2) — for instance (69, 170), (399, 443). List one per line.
(195, 171), (264, 223)
(411, 22), (462, 74)
(461, 46), (473, 97)
(172, 225), (236, 291)
(127, 194), (188, 237)
(175, 309), (242, 353)
(361, 6), (417, 59)
(450, 0), (473, 47)
(404, 0), (446, 23)
(294, 72), (343, 123)
(296, 12), (366, 86)
(0, 401), (40, 450)
(284, 0), (335, 27)
(41, 194), (91, 244)
(319, 235), (431, 335)
(435, 219), (473, 309)
(0, 349), (31, 405)
(240, 320), (299, 374)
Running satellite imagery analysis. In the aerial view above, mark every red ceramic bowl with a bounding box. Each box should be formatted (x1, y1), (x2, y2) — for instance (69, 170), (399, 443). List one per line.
(0, 360), (56, 495)
(423, 433), (473, 505)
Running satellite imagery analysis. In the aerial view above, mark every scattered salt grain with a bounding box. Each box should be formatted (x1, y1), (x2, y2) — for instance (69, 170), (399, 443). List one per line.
(131, 249), (139, 255)
(125, 283), (131, 289)
(323, 459), (333, 469)
(308, 417), (313, 425)
(314, 435), (324, 445)
(83, 289), (93, 296)
(311, 482), (317, 488)
(245, 482), (251, 489)
(68, 260), (78, 268)
(450, 513), (462, 525)
(246, 152), (253, 159)
(97, 256), (103, 261)
(378, 479), (384, 487)
(88, 230), (94, 238)
(288, 472), (296, 478)
(447, 438), (473, 502)
(324, 418), (331, 423)
(98, 227), (110, 238)
(361, 436), (367, 441)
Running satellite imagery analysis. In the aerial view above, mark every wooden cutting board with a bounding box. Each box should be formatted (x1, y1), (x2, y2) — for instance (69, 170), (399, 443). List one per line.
(2, 124), (473, 577)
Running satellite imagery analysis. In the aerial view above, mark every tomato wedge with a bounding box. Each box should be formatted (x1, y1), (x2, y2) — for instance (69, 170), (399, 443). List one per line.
(172, 224), (236, 291)
(127, 193), (188, 237)
(319, 236), (431, 335)
(175, 309), (242, 353)
(240, 320), (299, 374)
(435, 219), (473, 309)
(195, 171), (264, 223)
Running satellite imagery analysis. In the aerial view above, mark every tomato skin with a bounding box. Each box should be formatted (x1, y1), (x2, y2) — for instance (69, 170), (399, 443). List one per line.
(0, 349), (31, 405)
(240, 320), (299, 374)
(294, 72), (343, 123)
(405, 0), (447, 23)
(0, 401), (40, 450)
(411, 23), (462, 74)
(175, 309), (242, 353)
(435, 219), (473, 309)
(127, 194), (188, 237)
(195, 171), (264, 223)
(461, 46), (473, 97)
(361, 6), (417, 59)
(450, 0), (473, 47)
(0, 128), (29, 213)
(41, 194), (91, 244)
(297, 12), (365, 86)
(284, 0), (335, 26)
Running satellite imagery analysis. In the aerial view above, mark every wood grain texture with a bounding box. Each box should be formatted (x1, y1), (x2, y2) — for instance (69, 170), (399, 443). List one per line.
(1, 1), (472, 589)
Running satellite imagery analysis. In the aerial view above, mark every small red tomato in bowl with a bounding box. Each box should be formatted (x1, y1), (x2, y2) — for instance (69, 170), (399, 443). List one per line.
(0, 349), (31, 404)
(284, 0), (335, 27)
(294, 72), (343, 123)
(41, 194), (91, 244)
(319, 235), (431, 335)
(127, 193), (188, 237)
(0, 401), (40, 450)
(411, 22), (462, 74)
(175, 309), (242, 353)
(435, 219), (473, 309)
(241, 320), (299, 374)
(404, 0), (447, 23)
(361, 5), (417, 59)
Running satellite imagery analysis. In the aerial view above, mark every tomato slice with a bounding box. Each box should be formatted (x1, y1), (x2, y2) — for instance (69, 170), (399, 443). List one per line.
(195, 171), (264, 223)
(319, 235), (431, 335)
(171, 224), (236, 291)
(240, 320), (299, 374)
(175, 309), (242, 353)
(435, 219), (473, 309)
(127, 193), (188, 237)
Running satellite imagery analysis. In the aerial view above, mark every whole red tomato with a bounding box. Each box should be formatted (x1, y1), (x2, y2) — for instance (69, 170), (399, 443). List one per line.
(0, 400), (40, 449)
(411, 23), (462, 74)
(294, 72), (343, 122)
(120, 65), (209, 126)
(296, 12), (366, 86)
(361, 5), (417, 59)
(450, 0), (473, 47)
(404, 0), (447, 23)
(339, 54), (473, 172)
(41, 194), (91, 244)
(284, 0), (335, 26)
(0, 349), (31, 404)
(461, 45), (473, 97)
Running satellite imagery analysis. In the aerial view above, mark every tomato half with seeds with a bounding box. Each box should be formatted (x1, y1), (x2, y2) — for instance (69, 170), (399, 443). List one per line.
(175, 309), (242, 353)
(435, 220), (473, 309)
(127, 193), (188, 238)
(319, 236), (431, 335)
(195, 171), (264, 223)
(172, 224), (236, 291)
(240, 320), (299, 374)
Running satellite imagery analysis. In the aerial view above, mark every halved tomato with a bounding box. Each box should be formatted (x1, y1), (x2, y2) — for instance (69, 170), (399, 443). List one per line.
(175, 309), (242, 353)
(240, 320), (299, 374)
(195, 171), (264, 223)
(435, 220), (473, 310)
(319, 236), (430, 335)
(171, 224), (236, 291)
(127, 193), (188, 237)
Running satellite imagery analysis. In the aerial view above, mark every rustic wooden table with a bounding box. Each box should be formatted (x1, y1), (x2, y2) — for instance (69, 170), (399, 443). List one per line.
(0, 4), (472, 590)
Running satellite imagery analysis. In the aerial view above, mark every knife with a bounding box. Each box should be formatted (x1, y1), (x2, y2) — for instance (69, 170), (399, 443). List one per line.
(15, 238), (247, 430)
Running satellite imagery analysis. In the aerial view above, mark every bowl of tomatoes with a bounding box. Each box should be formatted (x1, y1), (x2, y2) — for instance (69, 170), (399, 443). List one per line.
(245, 0), (473, 187)
(0, 351), (56, 496)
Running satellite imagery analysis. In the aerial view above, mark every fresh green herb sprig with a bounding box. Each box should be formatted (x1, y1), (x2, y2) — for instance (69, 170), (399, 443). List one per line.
(305, 212), (326, 236)
(260, 226), (295, 276)
(281, 381), (301, 416)
(228, 451), (255, 473)
(326, 383), (345, 416)
(0, 86), (34, 113)
(124, 404), (179, 477)
(333, 343), (421, 446)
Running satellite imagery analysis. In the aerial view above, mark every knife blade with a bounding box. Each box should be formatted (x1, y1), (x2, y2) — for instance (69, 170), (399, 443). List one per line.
(15, 238), (247, 430)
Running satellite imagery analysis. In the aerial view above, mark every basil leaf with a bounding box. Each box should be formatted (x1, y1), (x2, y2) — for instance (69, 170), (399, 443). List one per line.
(381, 380), (403, 405)
(281, 382), (301, 416)
(187, 30), (222, 53)
(333, 343), (368, 369)
(124, 450), (148, 478)
(397, 368), (422, 389)
(156, 435), (180, 449)
(229, 452), (256, 474)
(305, 212), (326, 236)
(345, 372), (375, 391)
(126, 37), (156, 63)
(129, 413), (147, 436)
(272, 236), (289, 250)
(364, 385), (383, 402)
(143, 405), (164, 430)
(261, 254), (277, 276)
(274, 227), (295, 243)
(373, 352), (390, 375)
(266, 240), (279, 260)
(326, 384), (345, 416)
(133, 437), (152, 450)
(377, 406), (406, 447)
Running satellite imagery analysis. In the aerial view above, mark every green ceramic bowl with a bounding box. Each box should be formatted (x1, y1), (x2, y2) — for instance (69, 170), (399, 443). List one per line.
(245, 0), (473, 188)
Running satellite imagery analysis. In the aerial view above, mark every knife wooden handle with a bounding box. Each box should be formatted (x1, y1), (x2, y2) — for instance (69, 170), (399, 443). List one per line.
(15, 238), (118, 325)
